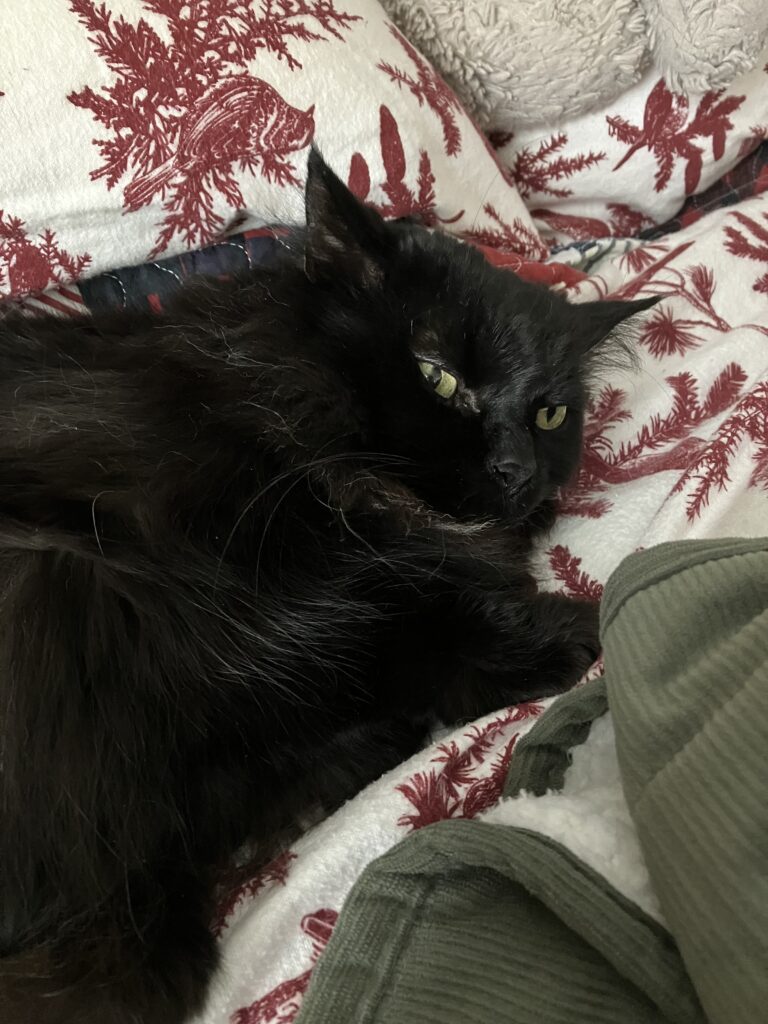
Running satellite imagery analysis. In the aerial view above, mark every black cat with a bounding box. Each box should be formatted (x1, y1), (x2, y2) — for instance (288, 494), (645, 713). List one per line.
(0, 151), (654, 1024)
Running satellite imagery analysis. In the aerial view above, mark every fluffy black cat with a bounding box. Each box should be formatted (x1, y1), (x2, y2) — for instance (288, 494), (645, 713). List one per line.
(0, 151), (655, 1024)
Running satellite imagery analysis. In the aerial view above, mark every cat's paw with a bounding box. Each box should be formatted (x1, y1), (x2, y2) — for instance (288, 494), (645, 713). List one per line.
(567, 598), (601, 657)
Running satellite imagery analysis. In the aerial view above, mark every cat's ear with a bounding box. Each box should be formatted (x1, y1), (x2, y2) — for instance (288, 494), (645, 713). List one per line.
(573, 295), (660, 352)
(304, 147), (391, 288)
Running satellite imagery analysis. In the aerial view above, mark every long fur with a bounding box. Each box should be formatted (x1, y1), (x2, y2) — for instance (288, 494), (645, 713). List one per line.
(0, 151), (655, 1023)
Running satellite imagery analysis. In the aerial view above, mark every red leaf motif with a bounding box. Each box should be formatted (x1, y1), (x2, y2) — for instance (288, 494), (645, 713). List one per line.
(640, 306), (702, 357)
(608, 80), (745, 194)
(465, 204), (547, 258)
(508, 133), (605, 199)
(231, 907), (338, 1024)
(547, 546), (604, 601)
(350, 106), (458, 225)
(68, 0), (359, 257)
(396, 770), (460, 829)
(532, 208), (611, 241)
(212, 849), (296, 938)
(0, 210), (92, 297)
(377, 24), (462, 157)
(396, 707), (542, 831)
(347, 152), (370, 200)
(606, 203), (655, 237)
(673, 380), (768, 520)
(562, 365), (750, 518)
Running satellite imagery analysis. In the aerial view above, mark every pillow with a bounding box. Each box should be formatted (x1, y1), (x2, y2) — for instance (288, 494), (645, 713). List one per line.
(0, 0), (544, 303)
(494, 60), (768, 243)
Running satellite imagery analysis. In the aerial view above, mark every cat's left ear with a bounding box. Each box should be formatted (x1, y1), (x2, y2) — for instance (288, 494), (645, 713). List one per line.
(573, 295), (661, 352)
(304, 147), (392, 289)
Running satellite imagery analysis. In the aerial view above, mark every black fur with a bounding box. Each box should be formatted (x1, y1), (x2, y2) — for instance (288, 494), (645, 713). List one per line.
(0, 151), (655, 1023)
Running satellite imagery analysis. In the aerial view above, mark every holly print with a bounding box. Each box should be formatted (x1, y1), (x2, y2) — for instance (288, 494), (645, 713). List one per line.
(67, 0), (358, 257)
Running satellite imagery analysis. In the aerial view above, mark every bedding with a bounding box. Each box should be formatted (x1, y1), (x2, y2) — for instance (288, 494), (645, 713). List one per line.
(493, 60), (768, 244)
(0, 0), (542, 304)
(2, 19), (768, 1023)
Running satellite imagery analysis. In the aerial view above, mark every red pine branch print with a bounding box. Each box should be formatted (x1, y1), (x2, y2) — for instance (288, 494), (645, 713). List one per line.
(508, 133), (605, 199)
(231, 908), (338, 1024)
(67, 0), (358, 256)
(212, 849), (296, 937)
(723, 209), (768, 304)
(562, 366), (749, 518)
(0, 210), (92, 297)
(672, 380), (768, 520)
(377, 24), (462, 157)
(547, 546), (604, 601)
(608, 80), (745, 194)
(640, 305), (702, 357)
(396, 706), (541, 830)
(533, 203), (653, 242)
(346, 106), (458, 224)
(463, 203), (547, 259)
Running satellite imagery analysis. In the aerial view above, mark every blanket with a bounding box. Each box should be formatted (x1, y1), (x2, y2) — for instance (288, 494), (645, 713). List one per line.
(297, 536), (768, 1024)
(380, 0), (768, 130)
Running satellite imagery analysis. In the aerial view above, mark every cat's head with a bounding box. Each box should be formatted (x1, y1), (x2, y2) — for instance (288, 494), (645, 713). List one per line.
(301, 150), (656, 522)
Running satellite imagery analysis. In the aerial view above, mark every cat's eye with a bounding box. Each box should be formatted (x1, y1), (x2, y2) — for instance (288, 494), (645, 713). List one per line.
(535, 405), (568, 430)
(417, 360), (458, 399)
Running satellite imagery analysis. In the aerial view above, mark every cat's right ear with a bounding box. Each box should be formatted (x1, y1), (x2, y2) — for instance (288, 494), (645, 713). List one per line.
(304, 147), (391, 289)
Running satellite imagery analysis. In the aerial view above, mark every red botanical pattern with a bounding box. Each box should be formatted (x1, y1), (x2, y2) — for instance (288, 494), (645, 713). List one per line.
(463, 203), (547, 259)
(67, 0), (359, 256)
(0, 210), (92, 297)
(672, 380), (768, 520)
(533, 203), (654, 242)
(377, 24), (462, 157)
(547, 546), (604, 601)
(212, 850), (296, 938)
(560, 365), (748, 518)
(724, 208), (768, 296)
(231, 908), (337, 1024)
(610, 242), (768, 341)
(347, 105), (461, 225)
(508, 132), (605, 199)
(618, 241), (670, 273)
(608, 80), (745, 194)
(396, 704), (543, 831)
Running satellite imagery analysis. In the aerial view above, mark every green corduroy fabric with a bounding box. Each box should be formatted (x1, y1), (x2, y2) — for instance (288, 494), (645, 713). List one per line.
(602, 536), (768, 1024)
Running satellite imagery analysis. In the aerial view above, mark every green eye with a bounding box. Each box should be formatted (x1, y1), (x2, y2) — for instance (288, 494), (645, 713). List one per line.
(417, 360), (458, 399)
(535, 405), (568, 430)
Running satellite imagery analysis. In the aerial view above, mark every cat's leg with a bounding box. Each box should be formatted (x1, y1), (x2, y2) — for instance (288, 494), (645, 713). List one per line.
(367, 527), (601, 725)
(429, 591), (600, 723)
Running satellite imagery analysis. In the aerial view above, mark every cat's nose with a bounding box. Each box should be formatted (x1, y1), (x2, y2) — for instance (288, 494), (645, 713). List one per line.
(491, 457), (534, 493)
